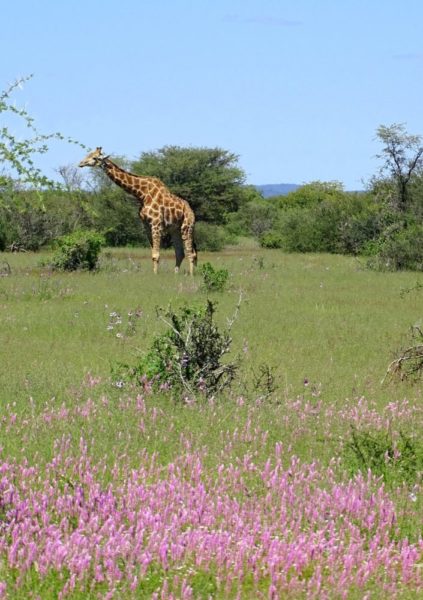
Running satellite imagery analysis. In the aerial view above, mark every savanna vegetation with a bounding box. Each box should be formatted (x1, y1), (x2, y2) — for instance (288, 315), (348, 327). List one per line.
(0, 76), (422, 598)
(2, 80), (422, 271)
(1, 248), (423, 598)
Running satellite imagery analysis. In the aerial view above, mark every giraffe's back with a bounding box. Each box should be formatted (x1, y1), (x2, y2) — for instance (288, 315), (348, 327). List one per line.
(152, 190), (193, 227)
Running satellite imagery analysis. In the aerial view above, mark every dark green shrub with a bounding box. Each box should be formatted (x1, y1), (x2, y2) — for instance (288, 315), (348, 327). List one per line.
(344, 426), (423, 486)
(226, 199), (278, 238)
(272, 193), (389, 255)
(259, 230), (284, 249)
(334, 198), (387, 255)
(117, 300), (239, 399)
(200, 262), (229, 292)
(372, 224), (423, 271)
(51, 230), (105, 271)
(92, 189), (149, 247)
(360, 239), (382, 257)
(0, 189), (95, 251)
(194, 222), (230, 252)
(275, 208), (321, 252)
(0, 197), (59, 251)
(0, 187), (149, 252)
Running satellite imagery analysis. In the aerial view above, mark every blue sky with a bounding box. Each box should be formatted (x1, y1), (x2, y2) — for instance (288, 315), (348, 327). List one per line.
(2, 0), (423, 189)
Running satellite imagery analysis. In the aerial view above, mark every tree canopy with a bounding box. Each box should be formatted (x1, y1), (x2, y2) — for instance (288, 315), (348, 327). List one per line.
(376, 123), (423, 213)
(131, 145), (252, 224)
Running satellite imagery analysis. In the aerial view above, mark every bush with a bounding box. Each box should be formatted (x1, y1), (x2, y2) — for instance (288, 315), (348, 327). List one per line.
(0, 196), (60, 251)
(0, 189), (96, 252)
(200, 262), (229, 292)
(344, 426), (423, 486)
(372, 224), (423, 271)
(117, 299), (240, 399)
(269, 193), (389, 255)
(0, 187), (149, 252)
(259, 230), (284, 249)
(92, 189), (150, 247)
(335, 198), (388, 255)
(275, 208), (321, 252)
(51, 230), (105, 271)
(227, 199), (278, 238)
(194, 222), (231, 252)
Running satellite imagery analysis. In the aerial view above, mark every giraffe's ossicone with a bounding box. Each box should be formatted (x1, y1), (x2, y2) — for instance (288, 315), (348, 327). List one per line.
(79, 147), (197, 274)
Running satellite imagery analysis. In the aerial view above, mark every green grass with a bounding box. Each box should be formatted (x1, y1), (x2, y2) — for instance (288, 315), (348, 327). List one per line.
(1, 245), (423, 598)
(0, 245), (422, 466)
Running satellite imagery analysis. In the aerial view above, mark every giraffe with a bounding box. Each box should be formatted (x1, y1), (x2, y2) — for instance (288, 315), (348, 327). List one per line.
(78, 147), (197, 275)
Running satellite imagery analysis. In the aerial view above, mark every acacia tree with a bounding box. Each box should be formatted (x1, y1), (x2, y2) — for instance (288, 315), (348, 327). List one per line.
(1, 75), (58, 187)
(0, 75), (84, 188)
(0, 76), (86, 250)
(131, 145), (250, 224)
(376, 123), (423, 213)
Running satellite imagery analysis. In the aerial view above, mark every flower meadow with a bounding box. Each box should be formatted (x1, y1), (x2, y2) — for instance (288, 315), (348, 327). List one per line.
(1, 380), (423, 599)
(1, 250), (422, 598)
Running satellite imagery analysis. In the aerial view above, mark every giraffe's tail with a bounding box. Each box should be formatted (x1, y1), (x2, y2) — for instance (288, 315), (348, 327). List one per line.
(192, 239), (198, 266)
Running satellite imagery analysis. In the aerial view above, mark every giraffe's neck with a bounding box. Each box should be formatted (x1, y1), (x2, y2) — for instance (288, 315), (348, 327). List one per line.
(101, 159), (152, 200)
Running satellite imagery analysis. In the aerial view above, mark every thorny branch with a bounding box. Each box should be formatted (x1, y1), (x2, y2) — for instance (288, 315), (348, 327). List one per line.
(1, 75), (86, 188)
(383, 326), (423, 383)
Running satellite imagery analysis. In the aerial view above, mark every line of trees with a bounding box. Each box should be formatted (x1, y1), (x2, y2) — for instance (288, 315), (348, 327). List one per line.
(0, 77), (422, 270)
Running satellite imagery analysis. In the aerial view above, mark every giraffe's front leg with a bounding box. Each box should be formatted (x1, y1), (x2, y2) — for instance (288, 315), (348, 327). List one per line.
(151, 225), (161, 274)
(181, 224), (196, 276)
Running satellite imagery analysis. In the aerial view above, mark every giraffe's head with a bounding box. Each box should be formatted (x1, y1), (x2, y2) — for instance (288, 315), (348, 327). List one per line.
(78, 147), (108, 168)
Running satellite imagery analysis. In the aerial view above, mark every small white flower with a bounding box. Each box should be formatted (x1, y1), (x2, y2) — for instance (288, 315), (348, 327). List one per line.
(115, 381), (124, 389)
(409, 492), (418, 502)
(107, 325), (114, 331)
(116, 332), (123, 338)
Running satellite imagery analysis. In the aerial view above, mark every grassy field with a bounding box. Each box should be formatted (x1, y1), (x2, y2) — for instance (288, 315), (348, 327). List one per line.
(0, 245), (422, 598)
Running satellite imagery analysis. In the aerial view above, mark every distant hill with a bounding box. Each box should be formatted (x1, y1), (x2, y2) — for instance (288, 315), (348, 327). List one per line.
(255, 183), (299, 198)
